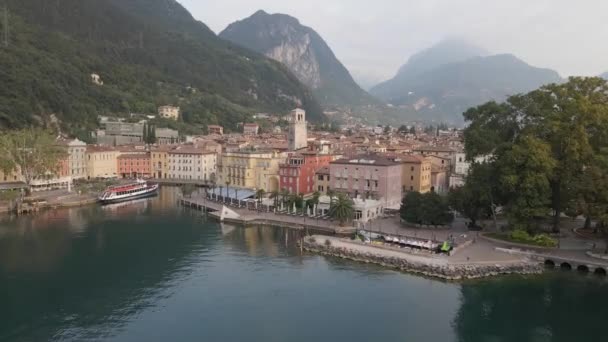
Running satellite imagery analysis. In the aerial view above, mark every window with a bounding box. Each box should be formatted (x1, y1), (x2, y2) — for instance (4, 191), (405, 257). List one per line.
(411, 176), (414, 181)
(318, 175), (324, 181)
(411, 166), (414, 171)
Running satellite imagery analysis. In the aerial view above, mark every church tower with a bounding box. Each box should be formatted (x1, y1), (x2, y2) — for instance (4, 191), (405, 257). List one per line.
(288, 108), (307, 151)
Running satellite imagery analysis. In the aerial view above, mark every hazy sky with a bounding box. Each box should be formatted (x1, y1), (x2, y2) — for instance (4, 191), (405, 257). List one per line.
(179, 0), (608, 88)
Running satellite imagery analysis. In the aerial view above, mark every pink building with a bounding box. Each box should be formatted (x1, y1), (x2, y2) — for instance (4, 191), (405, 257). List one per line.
(329, 155), (402, 209)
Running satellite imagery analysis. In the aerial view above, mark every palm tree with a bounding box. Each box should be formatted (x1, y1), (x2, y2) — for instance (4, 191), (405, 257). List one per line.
(329, 194), (355, 226)
(225, 181), (231, 202)
(280, 189), (290, 206)
(255, 189), (266, 206)
(270, 190), (280, 207)
(218, 185), (223, 202)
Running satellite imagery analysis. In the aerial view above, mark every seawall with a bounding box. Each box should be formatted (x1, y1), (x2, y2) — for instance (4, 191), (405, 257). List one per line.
(303, 236), (543, 281)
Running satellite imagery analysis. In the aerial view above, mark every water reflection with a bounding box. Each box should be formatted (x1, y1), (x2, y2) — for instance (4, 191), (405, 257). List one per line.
(0, 187), (606, 342)
(454, 274), (608, 342)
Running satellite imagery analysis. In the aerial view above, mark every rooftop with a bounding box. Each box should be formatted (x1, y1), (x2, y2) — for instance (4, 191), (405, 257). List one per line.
(331, 154), (400, 167)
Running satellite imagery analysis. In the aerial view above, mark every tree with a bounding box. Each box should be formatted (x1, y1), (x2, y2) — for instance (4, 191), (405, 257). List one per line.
(464, 77), (608, 233)
(255, 189), (266, 206)
(180, 184), (196, 198)
(401, 191), (453, 225)
(409, 126), (416, 135)
(448, 162), (499, 229)
(329, 193), (354, 226)
(0, 128), (66, 195)
(398, 125), (408, 133)
(270, 190), (280, 207)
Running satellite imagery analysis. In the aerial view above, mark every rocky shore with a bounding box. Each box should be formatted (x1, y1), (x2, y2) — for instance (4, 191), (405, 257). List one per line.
(303, 236), (543, 280)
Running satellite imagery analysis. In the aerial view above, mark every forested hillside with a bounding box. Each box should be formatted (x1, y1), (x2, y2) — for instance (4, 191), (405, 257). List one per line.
(0, 0), (322, 137)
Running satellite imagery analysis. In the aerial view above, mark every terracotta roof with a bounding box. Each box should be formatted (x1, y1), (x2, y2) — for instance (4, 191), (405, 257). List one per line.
(331, 154), (400, 167)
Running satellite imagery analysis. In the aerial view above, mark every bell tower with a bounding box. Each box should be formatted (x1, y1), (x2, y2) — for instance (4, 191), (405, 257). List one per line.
(288, 108), (307, 150)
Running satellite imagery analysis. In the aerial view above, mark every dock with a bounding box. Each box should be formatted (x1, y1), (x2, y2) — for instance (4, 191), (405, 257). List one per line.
(179, 196), (355, 235)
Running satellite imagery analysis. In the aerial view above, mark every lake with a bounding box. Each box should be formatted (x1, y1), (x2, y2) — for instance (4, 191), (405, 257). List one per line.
(0, 188), (606, 341)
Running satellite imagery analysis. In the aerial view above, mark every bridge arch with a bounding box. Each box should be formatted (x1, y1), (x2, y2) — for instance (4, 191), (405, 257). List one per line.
(594, 267), (607, 276)
(576, 265), (589, 273)
(544, 260), (555, 268)
(560, 262), (572, 270)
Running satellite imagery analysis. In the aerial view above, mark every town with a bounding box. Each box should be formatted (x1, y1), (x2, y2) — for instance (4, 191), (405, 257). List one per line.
(0, 106), (473, 225)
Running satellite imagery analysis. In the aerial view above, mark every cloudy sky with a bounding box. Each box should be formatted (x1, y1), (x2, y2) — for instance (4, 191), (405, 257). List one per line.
(179, 0), (608, 88)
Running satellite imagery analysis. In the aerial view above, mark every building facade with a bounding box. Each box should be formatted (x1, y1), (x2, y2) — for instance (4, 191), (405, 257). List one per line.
(288, 108), (307, 151)
(314, 166), (331, 194)
(151, 146), (171, 179)
(117, 153), (151, 179)
(158, 105), (180, 120)
(400, 155), (432, 193)
(218, 150), (285, 192)
(279, 153), (333, 195)
(65, 139), (87, 180)
(208, 125), (224, 135)
(86, 146), (120, 179)
(329, 155), (402, 209)
(243, 123), (260, 136)
(167, 147), (217, 181)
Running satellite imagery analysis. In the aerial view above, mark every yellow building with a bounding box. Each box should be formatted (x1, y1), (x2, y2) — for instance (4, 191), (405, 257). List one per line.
(401, 155), (432, 194)
(86, 146), (120, 179)
(0, 169), (23, 186)
(218, 150), (286, 192)
(151, 145), (172, 179)
(158, 105), (180, 120)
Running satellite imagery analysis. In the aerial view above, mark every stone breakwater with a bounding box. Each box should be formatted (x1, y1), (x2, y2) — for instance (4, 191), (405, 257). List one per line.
(303, 236), (543, 281)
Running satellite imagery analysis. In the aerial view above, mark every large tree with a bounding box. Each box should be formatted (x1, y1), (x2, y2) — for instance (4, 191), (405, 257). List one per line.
(464, 77), (608, 232)
(0, 128), (66, 194)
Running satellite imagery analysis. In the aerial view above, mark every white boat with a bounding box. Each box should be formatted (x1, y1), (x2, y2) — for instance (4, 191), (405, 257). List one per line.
(98, 179), (159, 204)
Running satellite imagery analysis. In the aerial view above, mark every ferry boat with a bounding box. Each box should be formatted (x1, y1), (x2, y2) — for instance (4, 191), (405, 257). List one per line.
(98, 180), (159, 204)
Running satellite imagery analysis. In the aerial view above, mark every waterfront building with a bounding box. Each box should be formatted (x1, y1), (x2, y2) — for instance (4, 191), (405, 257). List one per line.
(279, 153), (334, 195)
(329, 155), (402, 209)
(316, 195), (385, 223)
(288, 108), (307, 151)
(86, 146), (120, 179)
(158, 105), (180, 120)
(399, 155), (432, 194)
(151, 145), (173, 179)
(62, 139), (87, 180)
(208, 125), (224, 135)
(314, 166), (331, 194)
(96, 122), (178, 145)
(243, 123), (260, 136)
(217, 150), (286, 192)
(167, 147), (217, 182)
(117, 153), (151, 179)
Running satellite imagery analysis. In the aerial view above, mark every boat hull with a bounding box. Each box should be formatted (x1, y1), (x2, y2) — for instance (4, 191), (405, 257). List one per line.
(99, 185), (159, 205)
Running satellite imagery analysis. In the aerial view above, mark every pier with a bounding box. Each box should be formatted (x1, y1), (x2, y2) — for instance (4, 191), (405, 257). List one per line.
(179, 195), (356, 235)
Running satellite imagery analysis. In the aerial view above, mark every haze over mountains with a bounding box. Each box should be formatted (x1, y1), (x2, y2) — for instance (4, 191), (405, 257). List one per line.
(220, 10), (377, 109)
(370, 39), (563, 122)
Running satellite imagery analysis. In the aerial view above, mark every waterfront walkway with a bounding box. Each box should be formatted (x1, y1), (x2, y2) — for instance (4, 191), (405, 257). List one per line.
(180, 195), (356, 234)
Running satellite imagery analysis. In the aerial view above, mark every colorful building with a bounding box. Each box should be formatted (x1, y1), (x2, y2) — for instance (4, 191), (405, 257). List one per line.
(167, 147), (217, 181)
(218, 150), (286, 192)
(151, 145), (172, 179)
(314, 166), (331, 194)
(399, 155), (432, 194)
(279, 153), (334, 195)
(86, 146), (120, 179)
(117, 153), (151, 179)
(330, 155), (402, 209)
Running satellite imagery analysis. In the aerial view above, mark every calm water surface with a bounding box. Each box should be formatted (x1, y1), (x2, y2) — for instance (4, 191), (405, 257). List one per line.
(0, 188), (607, 342)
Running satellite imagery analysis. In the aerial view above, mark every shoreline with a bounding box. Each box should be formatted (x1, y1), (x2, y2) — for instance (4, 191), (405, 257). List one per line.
(303, 235), (544, 281)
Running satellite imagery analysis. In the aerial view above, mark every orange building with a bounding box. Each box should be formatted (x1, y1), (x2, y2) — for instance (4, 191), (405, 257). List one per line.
(117, 153), (151, 179)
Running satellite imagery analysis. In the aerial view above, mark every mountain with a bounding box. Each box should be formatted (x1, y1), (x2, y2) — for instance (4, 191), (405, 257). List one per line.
(371, 41), (562, 122)
(0, 0), (323, 137)
(219, 10), (377, 108)
(371, 39), (487, 100)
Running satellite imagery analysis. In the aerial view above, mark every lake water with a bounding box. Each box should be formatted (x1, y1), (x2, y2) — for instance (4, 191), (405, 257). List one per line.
(0, 188), (606, 342)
